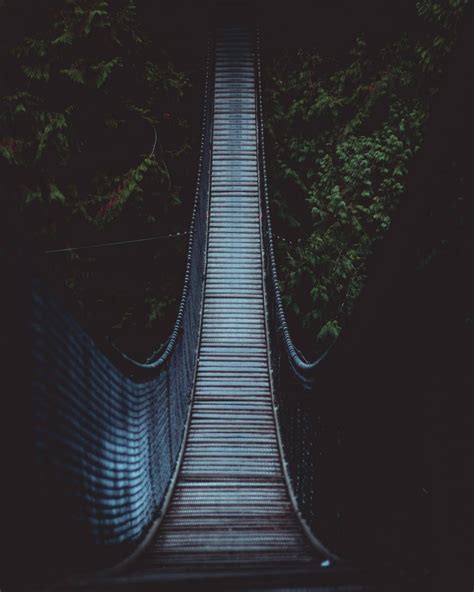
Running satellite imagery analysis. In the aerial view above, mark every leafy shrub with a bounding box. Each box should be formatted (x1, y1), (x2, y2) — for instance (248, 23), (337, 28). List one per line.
(0, 0), (200, 359)
(264, 0), (469, 354)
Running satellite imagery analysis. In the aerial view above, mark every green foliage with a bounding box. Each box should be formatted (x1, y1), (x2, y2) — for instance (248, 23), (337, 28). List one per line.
(1, 0), (190, 214)
(0, 0), (197, 359)
(415, 0), (469, 71)
(264, 0), (469, 354)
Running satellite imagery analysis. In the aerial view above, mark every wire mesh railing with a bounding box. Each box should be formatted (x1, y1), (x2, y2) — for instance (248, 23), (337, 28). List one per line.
(24, 40), (214, 571)
(255, 29), (340, 558)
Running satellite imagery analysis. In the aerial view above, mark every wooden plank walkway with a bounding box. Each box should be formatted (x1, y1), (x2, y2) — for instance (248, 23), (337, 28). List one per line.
(130, 26), (318, 574)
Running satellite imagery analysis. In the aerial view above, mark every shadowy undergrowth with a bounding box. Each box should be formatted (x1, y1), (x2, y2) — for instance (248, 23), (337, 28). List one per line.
(0, 0), (204, 360)
(263, 0), (469, 355)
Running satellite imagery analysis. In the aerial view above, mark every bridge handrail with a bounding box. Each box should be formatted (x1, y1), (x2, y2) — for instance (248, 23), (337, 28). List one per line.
(254, 32), (329, 386)
(17, 40), (214, 577)
(120, 41), (213, 371)
(255, 29), (341, 560)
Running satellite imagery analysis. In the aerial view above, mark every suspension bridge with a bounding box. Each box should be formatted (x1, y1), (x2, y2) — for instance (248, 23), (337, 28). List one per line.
(1, 17), (437, 592)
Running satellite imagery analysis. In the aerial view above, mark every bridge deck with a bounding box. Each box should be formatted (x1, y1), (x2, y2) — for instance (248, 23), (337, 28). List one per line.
(130, 26), (318, 573)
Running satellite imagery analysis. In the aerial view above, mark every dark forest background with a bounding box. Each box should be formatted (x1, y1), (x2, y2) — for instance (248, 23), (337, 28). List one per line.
(1, 1), (471, 361)
(0, 0), (472, 588)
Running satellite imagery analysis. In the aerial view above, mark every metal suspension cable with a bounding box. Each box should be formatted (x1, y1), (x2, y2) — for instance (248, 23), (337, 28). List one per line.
(255, 29), (329, 374)
(44, 231), (189, 254)
(118, 41), (214, 370)
(43, 231), (294, 254)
